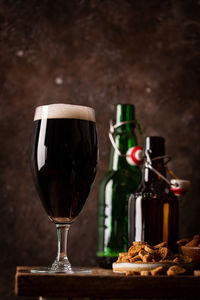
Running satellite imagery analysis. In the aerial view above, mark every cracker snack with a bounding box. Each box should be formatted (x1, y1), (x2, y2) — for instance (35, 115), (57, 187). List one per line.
(113, 241), (190, 276)
(116, 241), (190, 264)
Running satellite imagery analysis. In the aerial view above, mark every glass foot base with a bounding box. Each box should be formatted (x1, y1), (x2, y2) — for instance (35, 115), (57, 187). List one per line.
(31, 267), (92, 274)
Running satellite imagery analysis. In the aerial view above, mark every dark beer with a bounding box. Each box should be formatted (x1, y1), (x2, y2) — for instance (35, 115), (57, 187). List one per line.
(31, 104), (98, 224)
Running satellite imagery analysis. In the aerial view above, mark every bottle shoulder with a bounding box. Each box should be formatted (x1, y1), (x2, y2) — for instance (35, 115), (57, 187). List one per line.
(99, 168), (141, 183)
(98, 169), (142, 202)
(130, 187), (178, 203)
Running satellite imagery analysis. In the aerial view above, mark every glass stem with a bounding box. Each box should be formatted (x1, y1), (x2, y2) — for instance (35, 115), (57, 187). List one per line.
(51, 224), (71, 271)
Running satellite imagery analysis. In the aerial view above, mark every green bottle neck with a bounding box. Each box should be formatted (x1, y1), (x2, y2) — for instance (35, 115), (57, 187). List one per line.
(108, 104), (139, 171)
(108, 128), (138, 170)
(116, 103), (135, 123)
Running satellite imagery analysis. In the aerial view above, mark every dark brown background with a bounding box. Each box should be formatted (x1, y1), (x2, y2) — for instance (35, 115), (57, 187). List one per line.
(0, 0), (200, 299)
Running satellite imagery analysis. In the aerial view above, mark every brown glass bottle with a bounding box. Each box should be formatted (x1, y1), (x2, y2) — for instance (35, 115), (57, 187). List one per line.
(128, 136), (178, 252)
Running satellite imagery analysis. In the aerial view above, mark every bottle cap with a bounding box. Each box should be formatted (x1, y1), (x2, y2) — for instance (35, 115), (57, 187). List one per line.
(145, 136), (165, 158)
(126, 146), (144, 166)
(170, 179), (190, 196)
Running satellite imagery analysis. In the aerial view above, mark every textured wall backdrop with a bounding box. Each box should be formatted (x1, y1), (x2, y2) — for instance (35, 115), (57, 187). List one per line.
(0, 0), (200, 299)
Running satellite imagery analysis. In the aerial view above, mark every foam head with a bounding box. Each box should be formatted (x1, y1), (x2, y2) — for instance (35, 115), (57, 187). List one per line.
(34, 103), (95, 122)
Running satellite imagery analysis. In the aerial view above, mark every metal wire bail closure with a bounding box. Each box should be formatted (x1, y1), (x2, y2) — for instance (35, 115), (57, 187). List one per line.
(108, 120), (144, 166)
(145, 150), (190, 196)
(145, 149), (171, 186)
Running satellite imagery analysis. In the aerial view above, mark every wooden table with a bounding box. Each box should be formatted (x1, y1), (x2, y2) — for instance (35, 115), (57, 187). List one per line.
(15, 266), (200, 299)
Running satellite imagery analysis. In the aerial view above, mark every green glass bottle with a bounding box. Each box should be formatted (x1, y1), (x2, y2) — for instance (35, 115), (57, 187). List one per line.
(96, 104), (142, 268)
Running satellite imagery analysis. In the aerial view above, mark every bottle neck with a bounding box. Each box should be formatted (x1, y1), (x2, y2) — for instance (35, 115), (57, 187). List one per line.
(109, 103), (138, 171)
(143, 159), (166, 189)
(108, 124), (138, 171)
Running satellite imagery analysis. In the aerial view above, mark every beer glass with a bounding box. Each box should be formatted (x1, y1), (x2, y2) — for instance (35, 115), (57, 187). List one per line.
(30, 103), (98, 273)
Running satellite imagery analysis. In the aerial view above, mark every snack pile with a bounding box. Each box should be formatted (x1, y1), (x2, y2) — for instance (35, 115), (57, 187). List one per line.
(117, 241), (191, 264)
(114, 241), (192, 276)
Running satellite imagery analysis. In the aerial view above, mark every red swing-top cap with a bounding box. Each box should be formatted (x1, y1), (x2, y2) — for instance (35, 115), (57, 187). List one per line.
(170, 179), (190, 196)
(126, 146), (144, 166)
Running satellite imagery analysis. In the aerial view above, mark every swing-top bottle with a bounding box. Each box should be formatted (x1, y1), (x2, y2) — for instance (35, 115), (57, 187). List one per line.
(96, 104), (142, 268)
(129, 136), (178, 252)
